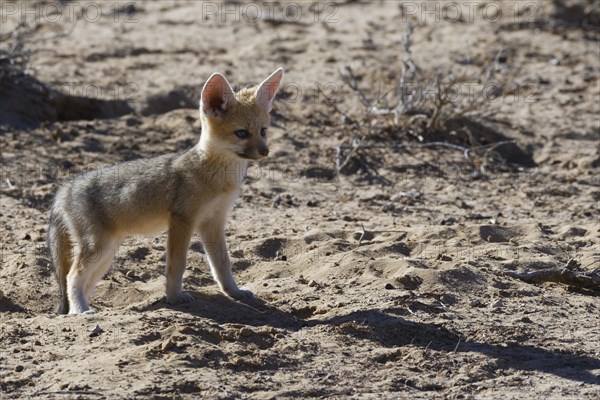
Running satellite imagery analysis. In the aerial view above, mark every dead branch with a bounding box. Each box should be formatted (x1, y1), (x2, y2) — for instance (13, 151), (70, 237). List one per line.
(261, 18), (311, 27)
(336, 137), (362, 173)
(504, 268), (600, 291)
(339, 65), (371, 108)
(370, 23), (421, 123)
(427, 75), (456, 129)
(346, 141), (469, 157)
(339, 140), (517, 160)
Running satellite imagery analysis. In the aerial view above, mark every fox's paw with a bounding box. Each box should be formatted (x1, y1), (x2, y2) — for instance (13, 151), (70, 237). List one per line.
(226, 288), (255, 301)
(69, 306), (95, 315)
(166, 291), (196, 305)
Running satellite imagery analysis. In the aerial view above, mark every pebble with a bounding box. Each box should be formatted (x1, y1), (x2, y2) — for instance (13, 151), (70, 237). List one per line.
(139, 271), (152, 281)
(438, 254), (453, 262)
(468, 298), (481, 307)
(384, 283), (394, 290)
(308, 279), (317, 287)
(239, 327), (253, 337)
(489, 299), (504, 310)
(15, 365), (24, 372)
(161, 338), (175, 352)
(89, 325), (104, 337)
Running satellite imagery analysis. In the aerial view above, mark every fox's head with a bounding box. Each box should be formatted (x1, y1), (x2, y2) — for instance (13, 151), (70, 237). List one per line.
(198, 68), (284, 161)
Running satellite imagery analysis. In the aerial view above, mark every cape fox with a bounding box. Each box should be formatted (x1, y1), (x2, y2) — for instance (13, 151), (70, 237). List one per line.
(47, 68), (284, 314)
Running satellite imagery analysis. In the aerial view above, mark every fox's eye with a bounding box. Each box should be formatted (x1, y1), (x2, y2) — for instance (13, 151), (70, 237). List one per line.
(260, 128), (267, 137)
(234, 129), (249, 139)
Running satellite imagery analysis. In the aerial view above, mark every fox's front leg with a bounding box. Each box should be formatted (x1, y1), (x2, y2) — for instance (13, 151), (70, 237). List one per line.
(198, 217), (253, 300)
(165, 214), (195, 305)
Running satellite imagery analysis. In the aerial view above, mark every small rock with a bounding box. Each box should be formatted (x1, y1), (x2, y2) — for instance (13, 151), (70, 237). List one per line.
(519, 316), (533, 323)
(272, 194), (282, 207)
(384, 283), (394, 290)
(468, 298), (481, 307)
(161, 338), (175, 352)
(22, 233), (31, 241)
(458, 201), (473, 209)
(392, 190), (421, 201)
(353, 230), (375, 241)
(489, 299), (504, 310)
(15, 365), (24, 372)
(308, 279), (318, 287)
(564, 227), (587, 237)
(126, 117), (141, 126)
(398, 275), (423, 290)
(139, 271), (152, 281)
(239, 327), (253, 337)
(440, 217), (457, 225)
(382, 203), (396, 212)
(274, 251), (287, 261)
(437, 254), (453, 262)
(89, 325), (104, 338)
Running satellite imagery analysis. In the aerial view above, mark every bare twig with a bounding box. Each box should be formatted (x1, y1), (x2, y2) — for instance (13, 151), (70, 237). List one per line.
(336, 137), (362, 174)
(339, 66), (371, 108)
(453, 338), (461, 353)
(357, 223), (366, 246)
(33, 391), (105, 399)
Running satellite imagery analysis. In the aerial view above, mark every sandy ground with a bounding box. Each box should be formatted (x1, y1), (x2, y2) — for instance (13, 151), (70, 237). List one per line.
(1, 0), (599, 398)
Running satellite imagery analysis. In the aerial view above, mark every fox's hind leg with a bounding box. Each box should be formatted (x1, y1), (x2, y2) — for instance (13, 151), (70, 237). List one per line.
(67, 238), (112, 314)
(84, 241), (119, 303)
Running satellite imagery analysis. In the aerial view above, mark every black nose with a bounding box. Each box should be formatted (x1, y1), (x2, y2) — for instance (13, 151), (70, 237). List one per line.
(259, 147), (269, 157)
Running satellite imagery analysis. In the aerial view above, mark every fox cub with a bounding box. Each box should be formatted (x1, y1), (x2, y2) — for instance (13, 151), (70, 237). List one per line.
(48, 68), (284, 314)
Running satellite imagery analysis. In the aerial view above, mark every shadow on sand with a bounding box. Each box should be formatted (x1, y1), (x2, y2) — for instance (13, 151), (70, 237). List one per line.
(141, 292), (600, 387)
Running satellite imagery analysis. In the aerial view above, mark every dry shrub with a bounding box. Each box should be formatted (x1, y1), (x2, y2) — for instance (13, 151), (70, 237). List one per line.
(329, 24), (536, 178)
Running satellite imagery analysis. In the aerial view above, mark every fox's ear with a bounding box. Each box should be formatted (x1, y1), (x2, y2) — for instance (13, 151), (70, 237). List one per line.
(255, 67), (284, 112)
(201, 73), (237, 118)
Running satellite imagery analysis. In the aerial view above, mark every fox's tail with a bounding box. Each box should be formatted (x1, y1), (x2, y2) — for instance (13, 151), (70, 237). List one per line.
(47, 208), (72, 314)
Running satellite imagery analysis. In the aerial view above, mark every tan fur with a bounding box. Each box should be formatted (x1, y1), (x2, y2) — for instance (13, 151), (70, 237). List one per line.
(47, 68), (284, 314)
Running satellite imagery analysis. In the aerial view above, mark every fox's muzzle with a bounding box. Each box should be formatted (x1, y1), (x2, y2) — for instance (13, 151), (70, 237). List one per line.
(258, 146), (269, 157)
(236, 144), (269, 160)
